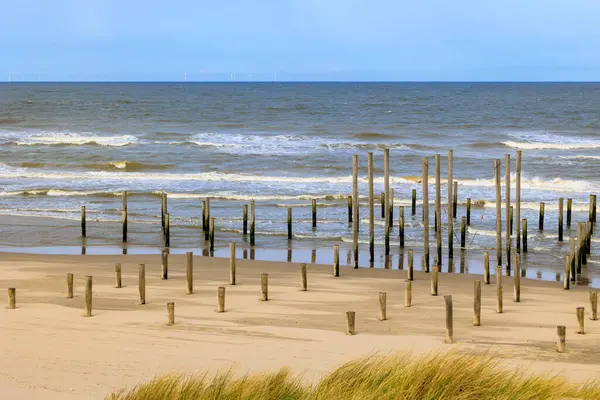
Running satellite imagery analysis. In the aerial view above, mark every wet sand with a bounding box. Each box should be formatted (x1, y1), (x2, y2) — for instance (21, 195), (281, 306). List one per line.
(1, 252), (599, 399)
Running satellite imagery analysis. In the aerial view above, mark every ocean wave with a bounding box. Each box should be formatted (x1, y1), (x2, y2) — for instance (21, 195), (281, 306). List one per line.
(0, 189), (122, 197)
(459, 175), (594, 193)
(503, 131), (600, 150)
(1, 131), (138, 147)
(350, 131), (393, 140)
(154, 191), (348, 201)
(503, 141), (600, 150)
(101, 161), (173, 172)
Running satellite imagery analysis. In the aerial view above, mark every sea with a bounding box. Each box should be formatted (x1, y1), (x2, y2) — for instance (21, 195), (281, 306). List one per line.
(1, 82), (599, 285)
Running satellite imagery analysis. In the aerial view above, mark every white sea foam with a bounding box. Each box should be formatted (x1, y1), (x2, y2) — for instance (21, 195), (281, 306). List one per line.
(503, 131), (600, 150)
(2, 131), (139, 147)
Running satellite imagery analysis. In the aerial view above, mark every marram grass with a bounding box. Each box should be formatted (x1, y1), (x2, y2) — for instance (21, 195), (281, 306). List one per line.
(108, 352), (600, 400)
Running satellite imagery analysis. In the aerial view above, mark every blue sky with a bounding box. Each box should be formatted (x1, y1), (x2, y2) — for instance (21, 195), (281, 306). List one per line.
(2, 0), (600, 81)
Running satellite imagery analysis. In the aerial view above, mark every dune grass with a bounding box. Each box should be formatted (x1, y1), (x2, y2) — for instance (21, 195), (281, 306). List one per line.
(108, 352), (600, 400)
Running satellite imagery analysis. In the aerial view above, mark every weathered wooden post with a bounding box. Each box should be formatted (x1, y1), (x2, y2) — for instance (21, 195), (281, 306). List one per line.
(122, 191), (128, 212)
(513, 254), (520, 302)
(311, 199), (317, 228)
(368, 152), (374, 262)
(539, 202), (545, 230)
(250, 200), (256, 246)
(229, 242), (236, 285)
(218, 287), (226, 313)
(205, 198), (211, 240)
(567, 198), (572, 227)
(389, 188), (394, 229)
(474, 281), (481, 326)
(435, 154), (442, 263)
(8, 287), (16, 309)
(399, 206), (405, 248)
(300, 263), (307, 291)
(522, 218), (527, 253)
(559, 197), (564, 242)
(209, 217), (215, 252)
(261, 273), (268, 301)
(404, 280), (412, 307)
(138, 264), (146, 305)
(167, 302), (175, 325)
(570, 239), (576, 281)
(243, 204), (248, 235)
(495, 159), (502, 266)
(411, 189), (417, 216)
(556, 326), (566, 353)
(66, 273), (74, 298)
(161, 250), (168, 280)
(563, 255), (570, 290)
(112, 263), (122, 288)
(161, 192), (167, 232)
(576, 307), (585, 334)
(590, 291), (598, 321)
(431, 266), (439, 296)
(380, 192), (385, 219)
(352, 155), (359, 267)
(516, 150), (521, 253)
(165, 212), (170, 247)
(590, 195), (595, 232)
(408, 249), (414, 280)
(460, 216), (466, 248)
(505, 154), (511, 269)
(448, 150), (454, 259)
(496, 266), (503, 313)
(346, 311), (356, 335)
(384, 148), (390, 256)
(333, 244), (340, 277)
(287, 207), (293, 240)
(466, 198), (471, 226)
(186, 252), (193, 294)
(378, 292), (387, 321)
(348, 196), (353, 223)
(586, 221), (592, 255)
(80, 206), (86, 237)
(453, 181), (458, 218)
(444, 295), (453, 344)
(422, 157), (429, 272)
(121, 210), (127, 243)
(84, 276), (92, 316)
(484, 251), (490, 284)
(510, 206), (514, 235)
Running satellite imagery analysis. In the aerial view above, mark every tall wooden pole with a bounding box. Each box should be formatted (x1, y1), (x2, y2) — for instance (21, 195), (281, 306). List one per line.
(505, 154), (511, 270)
(384, 148), (390, 255)
(368, 152), (374, 263)
(422, 157), (429, 272)
(435, 154), (442, 265)
(516, 151), (521, 253)
(352, 155), (359, 268)
(495, 159), (502, 266)
(448, 150), (454, 259)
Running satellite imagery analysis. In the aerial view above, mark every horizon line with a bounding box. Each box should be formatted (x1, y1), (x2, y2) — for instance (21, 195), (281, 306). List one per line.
(2, 80), (600, 84)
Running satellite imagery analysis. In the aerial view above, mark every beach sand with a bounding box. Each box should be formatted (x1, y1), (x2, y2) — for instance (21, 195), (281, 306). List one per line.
(1, 252), (599, 399)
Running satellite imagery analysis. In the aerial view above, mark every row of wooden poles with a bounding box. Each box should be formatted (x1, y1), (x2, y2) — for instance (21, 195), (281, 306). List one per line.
(6, 245), (598, 351)
(77, 150), (596, 273)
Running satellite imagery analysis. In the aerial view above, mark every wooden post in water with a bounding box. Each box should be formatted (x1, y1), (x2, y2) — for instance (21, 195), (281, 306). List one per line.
(311, 199), (317, 228)
(347, 196), (353, 223)
(557, 197), (564, 242)
(205, 198), (211, 240)
(138, 264), (146, 305)
(209, 217), (215, 252)
(444, 295), (453, 344)
(407, 249), (414, 280)
(80, 206), (86, 237)
(185, 252), (193, 294)
(404, 280), (412, 307)
(460, 216), (466, 248)
(115, 263), (122, 288)
(590, 291), (598, 321)
(586, 221), (592, 255)
(202, 199), (207, 236)
(431, 266), (439, 296)
(164, 213), (170, 247)
(243, 204), (248, 235)
(346, 311), (356, 335)
(565, 198), (572, 228)
(378, 292), (387, 321)
(218, 287), (226, 313)
(576, 307), (585, 334)
(516, 150), (521, 253)
(564, 256), (570, 290)
(557, 326), (566, 353)
(167, 302), (175, 325)
(496, 266), (503, 313)
(161, 192), (167, 232)
(484, 251), (490, 284)
(384, 148), (390, 256)
(352, 155), (359, 267)
(250, 200), (255, 246)
(513, 254), (520, 302)
(380, 192), (385, 218)
(448, 150), (454, 259)
(229, 242), (236, 285)
(466, 198), (471, 225)
(260, 273), (268, 301)
(590, 195), (594, 232)
(121, 210), (127, 243)
(422, 157), (429, 272)
(411, 189), (417, 216)
(399, 206), (405, 248)
(160, 250), (168, 280)
(8, 287), (16, 309)
(84, 276), (92, 316)
(389, 188), (394, 229)
(494, 159), (502, 266)
(505, 154), (511, 269)
(510, 206), (514, 235)
(569, 238), (576, 281)
(287, 207), (293, 240)
(453, 181), (458, 218)
(539, 202), (545, 230)
(522, 218), (527, 253)
(435, 154), (442, 264)
(299, 263), (307, 291)
(333, 244), (340, 277)
(67, 273), (73, 298)
(474, 281), (481, 326)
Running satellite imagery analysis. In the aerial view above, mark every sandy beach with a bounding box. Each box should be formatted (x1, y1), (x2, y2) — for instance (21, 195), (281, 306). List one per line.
(1, 252), (599, 399)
